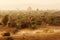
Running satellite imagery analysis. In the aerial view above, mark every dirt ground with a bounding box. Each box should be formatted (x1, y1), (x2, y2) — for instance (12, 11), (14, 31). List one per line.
(0, 32), (60, 40)
(0, 26), (60, 40)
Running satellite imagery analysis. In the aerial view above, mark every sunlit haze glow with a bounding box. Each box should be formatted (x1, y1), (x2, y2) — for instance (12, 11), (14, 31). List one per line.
(0, 0), (60, 10)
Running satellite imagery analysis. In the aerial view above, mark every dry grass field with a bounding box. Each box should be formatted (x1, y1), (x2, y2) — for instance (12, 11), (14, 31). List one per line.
(0, 31), (60, 40)
(0, 27), (60, 40)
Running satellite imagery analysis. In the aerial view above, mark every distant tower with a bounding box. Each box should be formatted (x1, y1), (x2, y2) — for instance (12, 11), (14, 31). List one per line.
(27, 6), (32, 11)
(36, 8), (39, 11)
(36, 8), (40, 14)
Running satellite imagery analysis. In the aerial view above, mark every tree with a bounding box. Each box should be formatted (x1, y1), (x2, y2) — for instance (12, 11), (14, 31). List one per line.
(2, 15), (9, 26)
(49, 16), (54, 25)
(36, 21), (42, 25)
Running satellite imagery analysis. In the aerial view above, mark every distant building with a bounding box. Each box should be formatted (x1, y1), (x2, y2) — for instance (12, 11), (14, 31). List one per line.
(27, 6), (32, 11)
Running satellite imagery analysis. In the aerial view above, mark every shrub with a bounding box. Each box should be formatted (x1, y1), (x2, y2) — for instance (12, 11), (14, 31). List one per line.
(3, 32), (10, 36)
(21, 22), (31, 29)
(6, 37), (13, 40)
(31, 25), (36, 30)
(10, 22), (17, 28)
(13, 28), (18, 34)
(0, 23), (2, 25)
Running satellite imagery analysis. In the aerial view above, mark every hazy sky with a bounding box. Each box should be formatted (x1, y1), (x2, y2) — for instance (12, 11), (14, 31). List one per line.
(0, 0), (60, 10)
